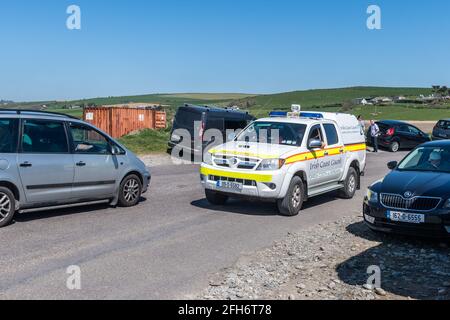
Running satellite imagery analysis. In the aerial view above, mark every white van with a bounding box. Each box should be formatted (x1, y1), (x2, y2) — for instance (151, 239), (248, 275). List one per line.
(200, 111), (366, 216)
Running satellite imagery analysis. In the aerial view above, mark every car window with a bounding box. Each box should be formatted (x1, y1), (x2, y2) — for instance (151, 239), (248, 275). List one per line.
(0, 119), (18, 153)
(397, 125), (409, 133)
(22, 119), (69, 154)
(308, 125), (325, 143)
(408, 126), (420, 135)
(437, 121), (450, 129)
(323, 123), (339, 145)
(70, 124), (111, 154)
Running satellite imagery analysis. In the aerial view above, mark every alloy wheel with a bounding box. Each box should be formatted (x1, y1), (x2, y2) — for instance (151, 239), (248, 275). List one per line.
(392, 142), (399, 152)
(123, 179), (140, 203)
(291, 185), (302, 208)
(348, 174), (356, 194)
(0, 192), (11, 222)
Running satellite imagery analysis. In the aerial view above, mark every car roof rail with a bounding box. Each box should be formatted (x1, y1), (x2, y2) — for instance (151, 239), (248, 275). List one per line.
(0, 109), (80, 120)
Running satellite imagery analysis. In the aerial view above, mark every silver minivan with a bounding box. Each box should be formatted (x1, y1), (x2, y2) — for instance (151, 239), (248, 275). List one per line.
(0, 110), (151, 228)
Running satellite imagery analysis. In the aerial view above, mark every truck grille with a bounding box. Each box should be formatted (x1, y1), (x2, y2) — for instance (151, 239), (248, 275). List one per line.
(213, 155), (259, 170)
(209, 175), (257, 187)
(380, 194), (442, 212)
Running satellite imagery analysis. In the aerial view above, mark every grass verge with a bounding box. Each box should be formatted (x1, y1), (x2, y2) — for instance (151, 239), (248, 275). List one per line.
(118, 129), (170, 155)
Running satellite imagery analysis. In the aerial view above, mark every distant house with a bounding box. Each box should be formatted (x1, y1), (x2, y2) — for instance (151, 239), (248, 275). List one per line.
(63, 105), (81, 110)
(353, 98), (372, 106)
(393, 96), (406, 102)
(418, 95), (442, 103)
(0, 99), (13, 106)
(372, 97), (393, 104)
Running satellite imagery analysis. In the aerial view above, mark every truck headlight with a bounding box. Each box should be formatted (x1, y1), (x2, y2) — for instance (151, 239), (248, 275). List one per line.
(203, 152), (213, 165)
(257, 159), (285, 171)
(366, 189), (378, 203)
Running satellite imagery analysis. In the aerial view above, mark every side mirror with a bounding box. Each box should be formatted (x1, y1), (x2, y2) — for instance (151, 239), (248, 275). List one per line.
(308, 139), (323, 149)
(387, 161), (398, 170)
(110, 144), (125, 155)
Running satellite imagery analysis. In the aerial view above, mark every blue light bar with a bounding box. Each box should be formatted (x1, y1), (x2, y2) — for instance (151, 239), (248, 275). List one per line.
(300, 112), (323, 119)
(269, 111), (324, 119)
(269, 111), (288, 117)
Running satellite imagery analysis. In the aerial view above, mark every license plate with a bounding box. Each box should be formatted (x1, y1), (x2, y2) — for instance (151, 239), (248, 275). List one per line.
(387, 211), (425, 224)
(216, 180), (243, 192)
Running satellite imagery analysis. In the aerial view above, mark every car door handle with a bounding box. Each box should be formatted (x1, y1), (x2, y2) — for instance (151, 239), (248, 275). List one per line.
(324, 151), (329, 156)
(76, 161), (86, 167)
(20, 162), (32, 168)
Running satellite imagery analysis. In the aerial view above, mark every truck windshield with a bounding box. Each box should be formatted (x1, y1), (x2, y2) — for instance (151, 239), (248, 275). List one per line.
(398, 146), (450, 173)
(236, 122), (307, 147)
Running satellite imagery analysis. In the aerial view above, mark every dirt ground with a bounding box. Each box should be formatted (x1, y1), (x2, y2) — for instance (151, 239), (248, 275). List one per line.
(409, 121), (436, 133)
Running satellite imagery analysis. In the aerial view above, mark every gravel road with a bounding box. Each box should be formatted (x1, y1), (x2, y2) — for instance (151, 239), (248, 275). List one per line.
(0, 151), (427, 300)
(200, 215), (450, 300)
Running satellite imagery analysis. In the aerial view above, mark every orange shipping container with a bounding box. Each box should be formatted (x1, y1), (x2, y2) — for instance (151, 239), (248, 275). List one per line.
(83, 107), (166, 138)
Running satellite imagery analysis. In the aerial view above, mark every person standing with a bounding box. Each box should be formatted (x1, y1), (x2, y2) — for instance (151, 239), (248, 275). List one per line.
(357, 115), (365, 135)
(369, 120), (380, 153)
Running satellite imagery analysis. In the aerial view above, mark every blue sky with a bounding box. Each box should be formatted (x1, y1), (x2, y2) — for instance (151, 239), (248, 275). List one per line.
(1, 0), (449, 101)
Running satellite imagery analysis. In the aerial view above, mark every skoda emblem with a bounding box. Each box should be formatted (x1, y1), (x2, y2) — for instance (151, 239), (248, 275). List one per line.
(404, 191), (413, 198)
(231, 157), (239, 167)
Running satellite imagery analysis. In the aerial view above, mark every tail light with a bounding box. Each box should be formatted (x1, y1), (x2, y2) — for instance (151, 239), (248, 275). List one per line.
(386, 128), (395, 136)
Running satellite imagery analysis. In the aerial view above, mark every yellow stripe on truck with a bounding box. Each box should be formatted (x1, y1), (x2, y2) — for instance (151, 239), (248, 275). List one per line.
(344, 143), (367, 152)
(285, 143), (366, 165)
(200, 167), (273, 183)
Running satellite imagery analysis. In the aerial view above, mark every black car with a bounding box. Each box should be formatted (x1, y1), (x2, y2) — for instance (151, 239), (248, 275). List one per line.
(168, 104), (255, 158)
(432, 119), (450, 140)
(367, 120), (431, 152)
(364, 141), (450, 238)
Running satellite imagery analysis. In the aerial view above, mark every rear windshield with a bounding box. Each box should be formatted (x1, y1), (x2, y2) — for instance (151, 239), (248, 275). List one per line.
(174, 109), (202, 128)
(437, 121), (450, 129)
(376, 123), (391, 133)
(236, 121), (307, 146)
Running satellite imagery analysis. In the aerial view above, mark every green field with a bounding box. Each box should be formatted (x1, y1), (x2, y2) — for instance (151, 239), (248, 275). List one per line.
(4, 86), (449, 154)
(6, 86), (444, 121)
(242, 86), (438, 119)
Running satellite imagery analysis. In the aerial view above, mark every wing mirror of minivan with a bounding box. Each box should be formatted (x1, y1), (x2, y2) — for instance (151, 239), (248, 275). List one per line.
(387, 161), (398, 170)
(308, 139), (323, 149)
(110, 144), (125, 155)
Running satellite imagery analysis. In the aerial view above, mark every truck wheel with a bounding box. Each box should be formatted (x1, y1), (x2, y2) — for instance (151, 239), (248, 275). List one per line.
(277, 176), (304, 217)
(389, 141), (400, 153)
(205, 189), (228, 205)
(118, 174), (142, 207)
(339, 168), (358, 199)
(0, 187), (15, 228)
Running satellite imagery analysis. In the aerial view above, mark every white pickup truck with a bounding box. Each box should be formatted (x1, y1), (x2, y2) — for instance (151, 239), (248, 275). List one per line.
(200, 111), (367, 216)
